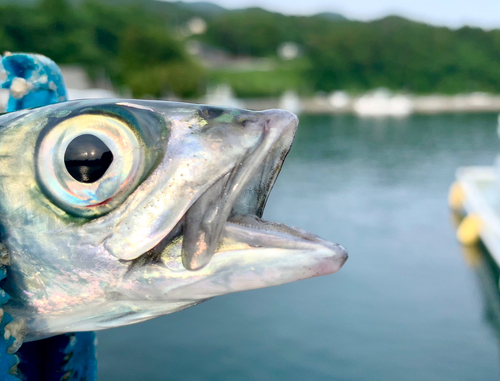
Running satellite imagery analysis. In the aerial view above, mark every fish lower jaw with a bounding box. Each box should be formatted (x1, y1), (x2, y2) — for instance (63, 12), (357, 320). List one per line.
(150, 213), (348, 271)
(224, 214), (348, 255)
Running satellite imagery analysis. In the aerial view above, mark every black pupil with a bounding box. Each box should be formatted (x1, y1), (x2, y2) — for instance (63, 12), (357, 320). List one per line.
(64, 134), (113, 183)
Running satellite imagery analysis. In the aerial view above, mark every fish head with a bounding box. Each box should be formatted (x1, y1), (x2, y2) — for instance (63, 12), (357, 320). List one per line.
(0, 100), (347, 340)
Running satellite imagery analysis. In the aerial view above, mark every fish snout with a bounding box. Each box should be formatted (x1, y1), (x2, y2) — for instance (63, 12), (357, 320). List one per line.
(259, 109), (299, 134)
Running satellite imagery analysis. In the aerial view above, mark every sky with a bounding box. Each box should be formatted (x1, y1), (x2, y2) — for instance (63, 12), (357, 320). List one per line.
(170, 0), (500, 29)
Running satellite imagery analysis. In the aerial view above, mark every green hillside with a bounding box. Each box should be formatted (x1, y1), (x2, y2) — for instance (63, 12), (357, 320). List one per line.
(1, 0), (499, 97)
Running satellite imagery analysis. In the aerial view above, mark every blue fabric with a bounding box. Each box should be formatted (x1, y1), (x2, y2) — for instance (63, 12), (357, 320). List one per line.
(1, 53), (68, 112)
(0, 266), (19, 381)
(1, 53), (97, 381)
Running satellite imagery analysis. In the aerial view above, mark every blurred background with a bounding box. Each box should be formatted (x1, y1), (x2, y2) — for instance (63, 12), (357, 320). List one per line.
(2, 0), (500, 114)
(4, 0), (500, 380)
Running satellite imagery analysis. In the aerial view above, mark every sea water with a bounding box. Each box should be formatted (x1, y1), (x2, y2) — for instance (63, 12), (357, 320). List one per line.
(98, 113), (500, 380)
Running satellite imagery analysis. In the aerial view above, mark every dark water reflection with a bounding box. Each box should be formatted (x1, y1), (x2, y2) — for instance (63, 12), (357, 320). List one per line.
(461, 242), (500, 353)
(98, 113), (500, 380)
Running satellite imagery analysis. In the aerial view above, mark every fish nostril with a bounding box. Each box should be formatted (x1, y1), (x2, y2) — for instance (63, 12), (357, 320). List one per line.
(236, 114), (260, 127)
(236, 117), (251, 127)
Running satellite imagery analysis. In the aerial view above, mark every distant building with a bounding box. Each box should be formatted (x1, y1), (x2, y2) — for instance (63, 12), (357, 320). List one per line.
(277, 42), (300, 60)
(186, 40), (275, 71)
(59, 65), (114, 91)
(59, 65), (116, 100)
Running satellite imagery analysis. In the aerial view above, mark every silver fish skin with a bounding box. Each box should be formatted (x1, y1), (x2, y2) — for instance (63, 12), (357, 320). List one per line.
(0, 99), (348, 341)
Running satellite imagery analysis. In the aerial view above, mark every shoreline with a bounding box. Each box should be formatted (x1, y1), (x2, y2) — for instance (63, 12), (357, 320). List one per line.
(240, 93), (500, 115)
(4, 88), (500, 115)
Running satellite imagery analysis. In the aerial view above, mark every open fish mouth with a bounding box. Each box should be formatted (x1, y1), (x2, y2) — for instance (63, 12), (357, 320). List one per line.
(140, 109), (348, 272)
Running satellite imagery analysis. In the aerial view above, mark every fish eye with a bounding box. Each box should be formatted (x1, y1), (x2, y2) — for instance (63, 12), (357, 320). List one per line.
(64, 134), (114, 183)
(199, 107), (224, 120)
(37, 114), (144, 217)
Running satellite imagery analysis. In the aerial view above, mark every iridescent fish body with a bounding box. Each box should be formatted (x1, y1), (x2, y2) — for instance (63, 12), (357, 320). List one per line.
(0, 99), (347, 342)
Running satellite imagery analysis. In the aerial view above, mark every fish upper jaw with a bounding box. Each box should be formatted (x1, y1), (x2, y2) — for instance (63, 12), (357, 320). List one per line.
(121, 108), (348, 286)
(106, 108), (301, 268)
(100, 106), (268, 261)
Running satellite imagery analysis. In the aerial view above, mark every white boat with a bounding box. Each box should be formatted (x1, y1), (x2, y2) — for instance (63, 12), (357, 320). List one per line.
(450, 165), (500, 265)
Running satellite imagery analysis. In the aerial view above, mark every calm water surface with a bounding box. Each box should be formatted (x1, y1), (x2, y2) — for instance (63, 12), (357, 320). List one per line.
(98, 113), (500, 380)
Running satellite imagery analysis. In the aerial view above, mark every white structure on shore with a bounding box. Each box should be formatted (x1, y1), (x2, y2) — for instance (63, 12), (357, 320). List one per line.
(62, 65), (117, 100)
(353, 89), (413, 117)
(66, 88), (117, 100)
(328, 91), (350, 110)
(204, 84), (242, 108)
(278, 90), (302, 114)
